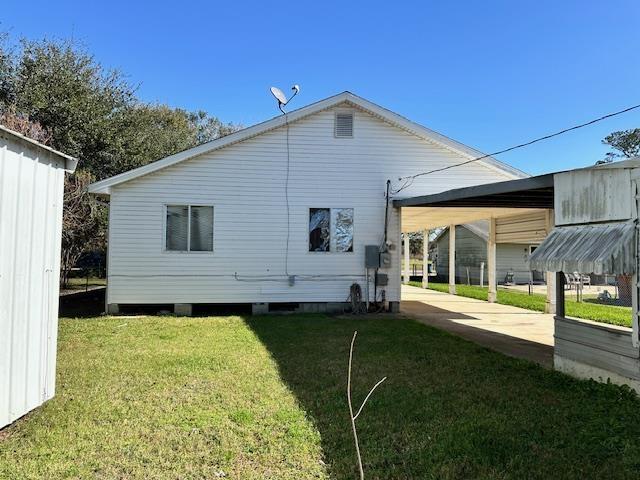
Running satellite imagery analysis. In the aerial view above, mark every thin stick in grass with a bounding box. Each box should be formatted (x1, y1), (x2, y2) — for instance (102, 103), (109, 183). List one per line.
(347, 331), (387, 480)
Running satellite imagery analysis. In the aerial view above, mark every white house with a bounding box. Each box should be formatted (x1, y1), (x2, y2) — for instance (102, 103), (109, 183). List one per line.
(432, 217), (547, 285)
(0, 125), (77, 428)
(89, 92), (525, 315)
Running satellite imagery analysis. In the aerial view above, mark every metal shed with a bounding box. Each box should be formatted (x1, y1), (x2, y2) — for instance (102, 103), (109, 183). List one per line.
(529, 159), (640, 391)
(0, 125), (77, 428)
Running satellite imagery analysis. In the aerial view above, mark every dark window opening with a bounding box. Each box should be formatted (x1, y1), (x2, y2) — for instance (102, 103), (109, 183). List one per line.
(309, 208), (330, 252)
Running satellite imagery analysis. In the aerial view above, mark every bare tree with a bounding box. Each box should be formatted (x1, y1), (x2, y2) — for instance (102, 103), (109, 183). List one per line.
(347, 331), (387, 480)
(0, 105), (52, 144)
(61, 171), (103, 288)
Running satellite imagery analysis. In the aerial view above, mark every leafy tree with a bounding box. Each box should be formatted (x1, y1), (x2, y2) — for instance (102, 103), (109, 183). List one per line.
(11, 38), (136, 177)
(0, 34), (239, 282)
(189, 110), (240, 145)
(602, 128), (640, 162)
(0, 32), (14, 104)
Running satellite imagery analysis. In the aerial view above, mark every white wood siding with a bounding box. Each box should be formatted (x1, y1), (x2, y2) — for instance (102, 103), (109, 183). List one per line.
(495, 211), (548, 244)
(0, 136), (66, 428)
(107, 103), (514, 305)
(434, 228), (536, 284)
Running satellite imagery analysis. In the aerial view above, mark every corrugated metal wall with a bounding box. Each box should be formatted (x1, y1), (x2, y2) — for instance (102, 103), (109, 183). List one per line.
(554, 169), (632, 226)
(0, 134), (66, 428)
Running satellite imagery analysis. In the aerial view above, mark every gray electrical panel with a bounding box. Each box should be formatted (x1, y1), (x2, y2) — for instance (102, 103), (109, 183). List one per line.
(365, 245), (380, 268)
(375, 272), (388, 286)
(380, 252), (392, 268)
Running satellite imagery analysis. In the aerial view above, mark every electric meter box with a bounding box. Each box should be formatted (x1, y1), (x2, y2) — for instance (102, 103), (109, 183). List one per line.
(380, 252), (392, 268)
(365, 245), (380, 268)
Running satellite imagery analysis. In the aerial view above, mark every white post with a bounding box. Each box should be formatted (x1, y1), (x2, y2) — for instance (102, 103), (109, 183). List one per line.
(480, 261), (485, 287)
(488, 218), (497, 303)
(403, 233), (410, 285)
(544, 209), (556, 314)
(449, 224), (456, 294)
(422, 229), (429, 289)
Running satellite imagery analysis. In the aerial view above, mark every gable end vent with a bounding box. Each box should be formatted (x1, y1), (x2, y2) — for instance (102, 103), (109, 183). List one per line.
(335, 112), (354, 138)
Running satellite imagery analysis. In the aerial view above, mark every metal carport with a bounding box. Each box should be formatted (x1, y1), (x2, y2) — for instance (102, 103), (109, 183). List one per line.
(394, 174), (556, 311)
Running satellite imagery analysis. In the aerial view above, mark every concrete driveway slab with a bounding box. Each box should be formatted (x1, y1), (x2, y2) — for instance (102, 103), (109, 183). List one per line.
(401, 285), (554, 367)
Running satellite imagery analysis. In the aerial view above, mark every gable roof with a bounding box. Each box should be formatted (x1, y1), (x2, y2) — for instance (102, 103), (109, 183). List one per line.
(432, 221), (489, 244)
(0, 124), (77, 172)
(88, 91), (527, 195)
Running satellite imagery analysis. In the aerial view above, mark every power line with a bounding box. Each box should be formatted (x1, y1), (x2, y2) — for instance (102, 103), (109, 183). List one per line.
(392, 102), (640, 194)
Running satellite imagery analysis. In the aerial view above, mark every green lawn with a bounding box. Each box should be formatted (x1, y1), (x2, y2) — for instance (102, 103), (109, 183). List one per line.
(411, 281), (632, 328)
(62, 277), (107, 291)
(2, 315), (640, 479)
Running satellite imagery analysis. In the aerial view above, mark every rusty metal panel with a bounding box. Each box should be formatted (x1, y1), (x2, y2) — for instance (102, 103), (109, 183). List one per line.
(529, 221), (635, 274)
(554, 169), (632, 226)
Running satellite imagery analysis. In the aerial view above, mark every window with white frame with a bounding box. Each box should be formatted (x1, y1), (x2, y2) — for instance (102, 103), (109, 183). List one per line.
(165, 205), (214, 252)
(309, 208), (354, 252)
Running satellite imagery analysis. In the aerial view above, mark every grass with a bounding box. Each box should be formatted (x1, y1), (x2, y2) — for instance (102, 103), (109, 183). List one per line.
(411, 281), (632, 327)
(62, 277), (107, 291)
(2, 314), (640, 479)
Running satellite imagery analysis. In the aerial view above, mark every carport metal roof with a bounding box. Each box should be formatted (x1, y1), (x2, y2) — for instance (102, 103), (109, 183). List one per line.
(395, 174), (554, 231)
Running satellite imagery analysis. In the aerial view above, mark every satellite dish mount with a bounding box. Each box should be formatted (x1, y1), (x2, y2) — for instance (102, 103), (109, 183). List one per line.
(270, 85), (300, 114)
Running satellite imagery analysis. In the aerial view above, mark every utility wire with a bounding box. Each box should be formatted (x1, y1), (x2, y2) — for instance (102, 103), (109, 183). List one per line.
(284, 113), (291, 276)
(392, 102), (640, 194)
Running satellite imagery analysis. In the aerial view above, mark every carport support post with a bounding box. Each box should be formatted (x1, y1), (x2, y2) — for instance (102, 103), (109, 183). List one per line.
(403, 233), (410, 285)
(487, 217), (497, 303)
(448, 224), (456, 294)
(422, 229), (429, 288)
(544, 209), (556, 314)
(555, 272), (565, 318)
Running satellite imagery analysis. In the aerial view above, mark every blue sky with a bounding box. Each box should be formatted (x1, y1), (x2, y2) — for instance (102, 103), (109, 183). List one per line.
(2, 0), (639, 175)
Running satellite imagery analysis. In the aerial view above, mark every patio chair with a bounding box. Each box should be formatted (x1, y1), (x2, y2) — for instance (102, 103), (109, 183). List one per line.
(566, 273), (581, 290)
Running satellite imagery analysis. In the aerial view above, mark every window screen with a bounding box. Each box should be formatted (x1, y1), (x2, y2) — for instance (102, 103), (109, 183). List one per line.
(335, 208), (354, 252)
(309, 208), (330, 252)
(190, 206), (214, 251)
(166, 205), (213, 252)
(166, 206), (189, 251)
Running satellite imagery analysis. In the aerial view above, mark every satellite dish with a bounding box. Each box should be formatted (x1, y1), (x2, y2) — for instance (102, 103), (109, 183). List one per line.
(270, 84), (301, 113)
(270, 87), (288, 105)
